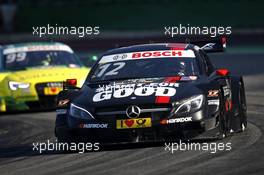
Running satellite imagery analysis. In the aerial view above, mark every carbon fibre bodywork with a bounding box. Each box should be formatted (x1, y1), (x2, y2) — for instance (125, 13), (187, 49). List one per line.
(55, 42), (247, 143)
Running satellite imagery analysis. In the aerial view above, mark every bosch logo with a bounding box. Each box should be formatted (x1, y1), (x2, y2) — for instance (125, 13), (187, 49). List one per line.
(132, 50), (182, 58)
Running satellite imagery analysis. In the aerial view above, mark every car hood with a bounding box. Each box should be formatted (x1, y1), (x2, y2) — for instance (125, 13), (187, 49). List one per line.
(73, 77), (205, 109)
(0, 72), (9, 82)
(1, 66), (89, 87)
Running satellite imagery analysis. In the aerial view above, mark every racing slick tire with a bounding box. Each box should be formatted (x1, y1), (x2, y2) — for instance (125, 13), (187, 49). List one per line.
(230, 78), (247, 133)
(217, 89), (228, 139)
(237, 80), (247, 132)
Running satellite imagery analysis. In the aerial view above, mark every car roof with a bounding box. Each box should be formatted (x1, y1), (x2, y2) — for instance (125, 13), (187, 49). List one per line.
(2, 42), (66, 49)
(1, 42), (73, 55)
(103, 43), (198, 55)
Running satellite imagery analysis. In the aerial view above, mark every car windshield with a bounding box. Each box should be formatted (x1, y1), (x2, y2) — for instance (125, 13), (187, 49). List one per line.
(90, 57), (200, 82)
(3, 50), (82, 70)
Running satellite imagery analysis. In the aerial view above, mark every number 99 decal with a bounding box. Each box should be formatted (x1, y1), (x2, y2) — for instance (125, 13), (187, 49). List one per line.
(6, 52), (27, 64)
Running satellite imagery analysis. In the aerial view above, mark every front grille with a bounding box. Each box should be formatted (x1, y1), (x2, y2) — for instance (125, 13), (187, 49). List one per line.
(35, 82), (63, 96)
(95, 104), (172, 124)
(34, 82), (63, 109)
(95, 104), (172, 115)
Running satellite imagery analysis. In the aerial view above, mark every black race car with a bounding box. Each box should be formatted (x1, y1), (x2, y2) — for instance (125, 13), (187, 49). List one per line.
(55, 39), (247, 143)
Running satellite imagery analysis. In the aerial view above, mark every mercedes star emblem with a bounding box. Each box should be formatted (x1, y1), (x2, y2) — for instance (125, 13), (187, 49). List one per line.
(126, 105), (141, 118)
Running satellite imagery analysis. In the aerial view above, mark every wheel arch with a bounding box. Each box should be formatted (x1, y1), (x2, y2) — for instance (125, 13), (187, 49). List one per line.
(230, 75), (245, 108)
(55, 89), (82, 132)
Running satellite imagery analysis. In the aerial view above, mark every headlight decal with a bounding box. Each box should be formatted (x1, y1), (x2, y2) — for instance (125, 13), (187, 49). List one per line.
(172, 94), (204, 116)
(70, 103), (95, 119)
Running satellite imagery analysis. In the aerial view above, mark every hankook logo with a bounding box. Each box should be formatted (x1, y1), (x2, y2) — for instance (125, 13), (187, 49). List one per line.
(126, 105), (141, 118)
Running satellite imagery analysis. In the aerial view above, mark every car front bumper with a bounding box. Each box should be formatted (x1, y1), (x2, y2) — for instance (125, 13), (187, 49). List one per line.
(56, 103), (221, 142)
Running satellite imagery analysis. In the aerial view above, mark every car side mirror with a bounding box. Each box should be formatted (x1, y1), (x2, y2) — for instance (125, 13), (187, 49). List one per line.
(216, 68), (230, 76)
(209, 68), (230, 80)
(63, 79), (80, 90)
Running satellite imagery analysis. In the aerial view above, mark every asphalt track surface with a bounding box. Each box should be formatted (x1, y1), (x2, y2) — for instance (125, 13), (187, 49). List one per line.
(1, 52), (264, 175)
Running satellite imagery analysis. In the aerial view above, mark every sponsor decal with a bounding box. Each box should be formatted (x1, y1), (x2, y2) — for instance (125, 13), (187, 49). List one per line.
(180, 76), (198, 81)
(113, 54), (127, 60)
(208, 90), (219, 97)
(208, 99), (220, 105)
(79, 123), (108, 129)
(58, 99), (70, 107)
(224, 80), (232, 98)
(155, 96), (170, 104)
(223, 86), (230, 97)
(47, 82), (63, 87)
(3, 45), (73, 55)
(131, 50), (183, 58)
(225, 99), (232, 111)
(155, 77), (180, 104)
(93, 83), (179, 102)
(56, 109), (67, 115)
(116, 118), (152, 129)
(99, 50), (195, 63)
(223, 80), (232, 111)
(166, 117), (192, 124)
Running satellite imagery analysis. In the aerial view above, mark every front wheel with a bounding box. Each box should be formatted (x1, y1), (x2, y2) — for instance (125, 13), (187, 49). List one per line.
(238, 81), (247, 132)
(217, 90), (227, 139)
(55, 126), (77, 144)
(0, 98), (6, 112)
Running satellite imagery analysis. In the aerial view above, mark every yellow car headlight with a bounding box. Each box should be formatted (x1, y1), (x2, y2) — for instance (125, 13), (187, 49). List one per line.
(9, 81), (30, 91)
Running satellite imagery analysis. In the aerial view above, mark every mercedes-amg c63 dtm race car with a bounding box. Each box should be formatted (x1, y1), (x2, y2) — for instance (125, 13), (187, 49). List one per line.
(55, 39), (247, 143)
(0, 42), (89, 112)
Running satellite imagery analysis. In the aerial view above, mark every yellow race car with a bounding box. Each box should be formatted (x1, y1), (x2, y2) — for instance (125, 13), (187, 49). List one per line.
(0, 42), (90, 112)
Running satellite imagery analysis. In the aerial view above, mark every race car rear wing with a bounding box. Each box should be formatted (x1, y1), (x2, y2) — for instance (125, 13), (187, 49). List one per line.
(189, 37), (227, 53)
